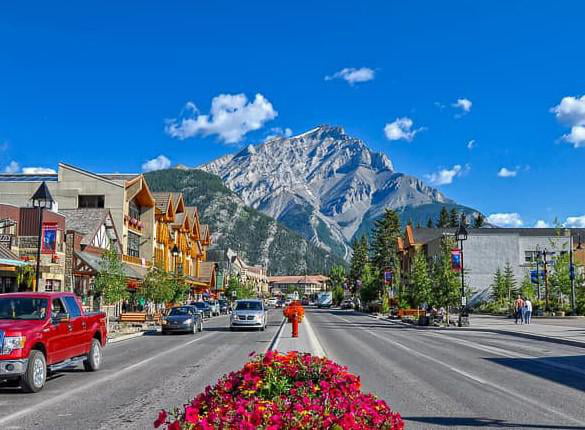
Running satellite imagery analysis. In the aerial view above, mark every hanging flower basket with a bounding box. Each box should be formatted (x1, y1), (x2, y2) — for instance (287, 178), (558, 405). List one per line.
(154, 351), (403, 429)
(283, 300), (305, 323)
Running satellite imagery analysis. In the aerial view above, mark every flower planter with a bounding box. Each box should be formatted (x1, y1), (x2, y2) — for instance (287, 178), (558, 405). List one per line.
(154, 351), (403, 429)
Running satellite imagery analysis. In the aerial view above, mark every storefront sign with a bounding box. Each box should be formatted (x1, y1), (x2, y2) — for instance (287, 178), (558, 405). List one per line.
(0, 234), (12, 248)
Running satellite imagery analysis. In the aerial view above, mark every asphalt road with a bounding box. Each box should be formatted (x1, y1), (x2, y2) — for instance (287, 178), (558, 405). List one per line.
(307, 308), (585, 430)
(0, 310), (284, 430)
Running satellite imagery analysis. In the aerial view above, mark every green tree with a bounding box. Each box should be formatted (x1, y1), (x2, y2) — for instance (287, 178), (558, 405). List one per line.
(349, 235), (369, 292)
(437, 207), (450, 228)
(16, 264), (35, 290)
(426, 217), (434, 228)
(430, 236), (461, 313)
(520, 272), (536, 301)
(549, 252), (571, 309)
(473, 213), (485, 228)
(138, 267), (174, 305)
(449, 208), (459, 227)
(329, 264), (346, 305)
(359, 263), (378, 304)
(410, 251), (432, 307)
(502, 262), (519, 303)
(225, 275), (257, 299)
(489, 268), (506, 304)
(94, 247), (128, 306)
(370, 209), (401, 298)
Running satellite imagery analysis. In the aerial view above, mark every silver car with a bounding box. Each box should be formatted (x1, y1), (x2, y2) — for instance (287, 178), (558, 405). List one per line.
(230, 299), (268, 331)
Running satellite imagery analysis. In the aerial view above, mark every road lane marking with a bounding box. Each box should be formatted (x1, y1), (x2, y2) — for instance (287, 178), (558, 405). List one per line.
(333, 314), (585, 427)
(303, 312), (326, 357)
(0, 332), (214, 427)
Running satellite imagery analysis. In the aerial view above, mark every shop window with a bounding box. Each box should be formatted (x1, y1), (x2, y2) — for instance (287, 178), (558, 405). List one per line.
(127, 232), (140, 257)
(79, 195), (105, 208)
(45, 280), (61, 292)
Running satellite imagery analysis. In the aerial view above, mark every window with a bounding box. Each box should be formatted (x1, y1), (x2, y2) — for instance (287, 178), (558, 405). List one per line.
(127, 232), (140, 257)
(51, 298), (67, 316)
(63, 296), (82, 318)
(79, 195), (105, 208)
(525, 251), (536, 263)
(129, 201), (141, 220)
(44, 280), (61, 292)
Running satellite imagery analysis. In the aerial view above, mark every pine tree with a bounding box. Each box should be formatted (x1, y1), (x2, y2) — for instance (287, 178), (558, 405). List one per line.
(490, 267), (506, 304)
(473, 213), (485, 228)
(430, 235), (461, 312)
(449, 208), (459, 227)
(502, 262), (519, 303)
(410, 251), (432, 307)
(426, 217), (434, 228)
(370, 209), (402, 297)
(437, 207), (450, 228)
(349, 236), (369, 292)
(520, 273), (536, 301)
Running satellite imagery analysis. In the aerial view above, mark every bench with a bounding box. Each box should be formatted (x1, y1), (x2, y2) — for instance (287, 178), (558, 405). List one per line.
(119, 312), (147, 323)
(397, 308), (426, 318)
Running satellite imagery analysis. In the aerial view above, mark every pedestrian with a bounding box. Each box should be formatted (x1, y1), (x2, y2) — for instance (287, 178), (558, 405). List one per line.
(524, 298), (532, 324)
(514, 295), (524, 324)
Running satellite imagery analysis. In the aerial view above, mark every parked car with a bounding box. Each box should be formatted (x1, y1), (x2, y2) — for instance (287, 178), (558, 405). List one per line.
(301, 298), (310, 306)
(266, 298), (277, 307)
(218, 299), (230, 314)
(161, 305), (203, 335)
(207, 300), (220, 317)
(230, 299), (268, 331)
(341, 299), (354, 309)
(190, 301), (212, 318)
(275, 299), (285, 308)
(0, 292), (107, 393)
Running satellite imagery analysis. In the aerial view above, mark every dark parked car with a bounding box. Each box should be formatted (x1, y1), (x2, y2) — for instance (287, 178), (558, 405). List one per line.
(218, 299), (230, 314)
(190, 301), (212, 318)
(162, 306), (203, 335)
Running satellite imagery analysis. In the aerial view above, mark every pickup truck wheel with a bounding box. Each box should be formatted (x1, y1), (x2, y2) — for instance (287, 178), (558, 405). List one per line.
(83, 339), (102, 372)
(21, 350), (46, 393)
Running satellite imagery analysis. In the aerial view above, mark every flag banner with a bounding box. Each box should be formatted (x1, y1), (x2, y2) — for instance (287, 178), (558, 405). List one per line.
(383, 271), (393, 285)
(41, 224), (57, 254)
(451, 248), (462, 272)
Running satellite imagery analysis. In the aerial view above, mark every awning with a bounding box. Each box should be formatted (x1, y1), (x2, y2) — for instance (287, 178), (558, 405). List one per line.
(76, 251), (147, 281)
(0, 246), (28, 267)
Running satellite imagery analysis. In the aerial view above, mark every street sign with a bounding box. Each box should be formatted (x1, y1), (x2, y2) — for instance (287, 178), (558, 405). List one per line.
(461, 296), (467, 306)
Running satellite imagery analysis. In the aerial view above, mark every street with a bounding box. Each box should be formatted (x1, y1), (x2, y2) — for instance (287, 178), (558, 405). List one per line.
(2, 308), (585, 429)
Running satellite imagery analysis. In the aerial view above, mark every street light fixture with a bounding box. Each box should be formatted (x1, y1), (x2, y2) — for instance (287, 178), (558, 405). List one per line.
(171, 244), (180, 274)
(30, 182), (54, 292)
(455, 214), (468, 327)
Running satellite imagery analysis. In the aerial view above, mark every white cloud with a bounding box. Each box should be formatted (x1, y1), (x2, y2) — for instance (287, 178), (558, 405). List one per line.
(551, 95), (585, 148)
(265, 127), (293, 141)
(487, 213), (524, 227)
(466, 139), (476, 150)
(497, 167), (517, 178)
(453, 98), (472, 113)
(3, 160), (20, 173)
(565, 215), (585, 228)
(325, 67), (375, 85)
(142, 155), (171, 172)
(534, 220), (550, 228)
(21, 167), (56, 174)
(425, 164), (468, 186)
(166, 93), (278, 144)
(384, 117), (424, 142)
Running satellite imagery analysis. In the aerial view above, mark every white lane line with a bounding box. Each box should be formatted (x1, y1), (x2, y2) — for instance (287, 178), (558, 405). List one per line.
(0, 332), (214, 427)
(303, 312), (326, 357)
(334, 314), (585, 427)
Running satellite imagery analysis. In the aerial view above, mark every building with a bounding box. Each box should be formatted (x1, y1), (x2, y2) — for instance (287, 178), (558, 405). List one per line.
(399, 226), (585, 302)
(268, 275), (329, 296)
(225, 249), (269, 296)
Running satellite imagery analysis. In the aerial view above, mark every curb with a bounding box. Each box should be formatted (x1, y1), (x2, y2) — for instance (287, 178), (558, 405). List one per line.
(366, 314), (585, 349)
(266, 317), (287, 352)
(107, 329), (157, 344)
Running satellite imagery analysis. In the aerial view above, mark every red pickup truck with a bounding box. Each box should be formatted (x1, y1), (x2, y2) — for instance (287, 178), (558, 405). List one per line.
(0, 292), (107, 392)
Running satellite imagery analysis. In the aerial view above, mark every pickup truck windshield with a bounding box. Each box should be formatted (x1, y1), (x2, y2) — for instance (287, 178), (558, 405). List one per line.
(235, 301), (262, 311)
(0, 298), (49, 320)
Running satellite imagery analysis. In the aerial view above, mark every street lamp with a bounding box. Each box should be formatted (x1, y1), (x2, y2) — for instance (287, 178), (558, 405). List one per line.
(171, 244), (180, 274)
(455, 214), (468, 327)
(30, 182), (54, 292)
(569, 232), (581, 315)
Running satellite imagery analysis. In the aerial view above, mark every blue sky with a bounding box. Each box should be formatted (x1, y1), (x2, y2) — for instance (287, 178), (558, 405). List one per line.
(1, 1), (584, 227)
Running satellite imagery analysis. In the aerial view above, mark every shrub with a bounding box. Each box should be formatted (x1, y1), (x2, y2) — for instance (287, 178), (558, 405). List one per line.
(154, 351), (404, 430)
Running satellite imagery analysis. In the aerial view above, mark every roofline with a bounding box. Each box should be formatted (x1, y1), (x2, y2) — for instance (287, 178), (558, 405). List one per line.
(59, 162), (124, 189)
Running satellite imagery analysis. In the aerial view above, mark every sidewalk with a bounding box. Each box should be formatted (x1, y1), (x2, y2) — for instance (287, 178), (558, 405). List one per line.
(270, 313), (326, 356)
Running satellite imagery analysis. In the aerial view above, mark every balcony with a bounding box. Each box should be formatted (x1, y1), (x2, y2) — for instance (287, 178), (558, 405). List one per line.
(122, 254), (152, 267)
(124, 215), (145, 234)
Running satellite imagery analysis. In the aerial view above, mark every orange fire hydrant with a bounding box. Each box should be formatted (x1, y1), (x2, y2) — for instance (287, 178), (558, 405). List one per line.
(292, 313), (299, 338)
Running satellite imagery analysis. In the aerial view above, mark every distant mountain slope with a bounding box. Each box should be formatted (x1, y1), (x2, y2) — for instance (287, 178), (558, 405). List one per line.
(201, 125), (481, 260)
(144, 169), (346, 275)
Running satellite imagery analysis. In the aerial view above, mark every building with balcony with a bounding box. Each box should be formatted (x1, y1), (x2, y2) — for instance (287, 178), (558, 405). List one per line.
(268, 275), (329, 296)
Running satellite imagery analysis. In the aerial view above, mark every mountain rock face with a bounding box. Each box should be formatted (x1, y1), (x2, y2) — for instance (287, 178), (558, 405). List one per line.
(201, 125), (478, 260)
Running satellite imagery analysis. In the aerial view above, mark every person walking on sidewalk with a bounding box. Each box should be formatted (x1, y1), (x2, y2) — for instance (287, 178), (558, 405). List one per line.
(514, 295), (525, 324)
(523, 298), (532, 324)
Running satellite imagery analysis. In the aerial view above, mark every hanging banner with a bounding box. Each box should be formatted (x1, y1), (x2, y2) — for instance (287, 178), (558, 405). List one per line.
(383, 271), (393, 285)
(451, 248), (462, 272)
(42, 223), (57, 254)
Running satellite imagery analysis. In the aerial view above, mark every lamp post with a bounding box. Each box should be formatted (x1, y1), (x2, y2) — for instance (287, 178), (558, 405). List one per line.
(455, 214), (468, 327)
(543, 249), (549, 312)
(535, 245), (541, 301)
(570, 233), (582, 315)
(30, 182), (54, 292)
(171, 244), (180, 275)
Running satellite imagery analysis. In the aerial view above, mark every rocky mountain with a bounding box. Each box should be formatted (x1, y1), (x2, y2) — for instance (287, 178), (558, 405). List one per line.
(201, 125), (480, 260)
(144, 169), (347, 275)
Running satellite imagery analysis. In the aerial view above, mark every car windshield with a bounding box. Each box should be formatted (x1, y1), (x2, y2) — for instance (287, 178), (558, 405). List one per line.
(192, 302), (207, 309)
(235, 301), (263, 311)
(0, 297), (49, 320)
(168, 307), (192, 316)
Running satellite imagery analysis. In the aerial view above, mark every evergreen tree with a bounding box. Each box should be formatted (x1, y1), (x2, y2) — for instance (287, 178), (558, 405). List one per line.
(473, 213), (485, 228)
(549, 252), (571, 309)
(410, 251), (432, 307)
(370, 209), (402, 297)
(329, 264), (346, 304)
(489, 267), (506, 304)
(359, 263), (378, 304)
(349, 236), (369, 292)
(94, 247), (128, 306)
(437, 207), (450, 228)
(520, 273), (536, 301)
(430, 235), (461, 311)
(502, 262), (519, 303)
(449, 208), (459, 227)
(426, 217), (434, 228)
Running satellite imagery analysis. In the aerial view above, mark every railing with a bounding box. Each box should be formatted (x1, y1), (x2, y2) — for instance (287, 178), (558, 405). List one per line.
(122, 254), (152, 267)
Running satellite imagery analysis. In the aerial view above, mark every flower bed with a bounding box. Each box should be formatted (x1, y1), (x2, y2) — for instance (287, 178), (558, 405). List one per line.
(154, 351), (403, 430)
